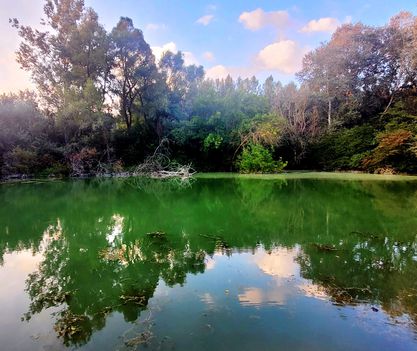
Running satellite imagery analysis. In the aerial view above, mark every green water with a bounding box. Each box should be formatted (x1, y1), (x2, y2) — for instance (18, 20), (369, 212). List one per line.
(0, 174), (417, 350)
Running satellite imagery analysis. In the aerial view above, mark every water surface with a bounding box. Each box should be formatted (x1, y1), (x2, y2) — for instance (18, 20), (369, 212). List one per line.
(1, 174), (417, 350)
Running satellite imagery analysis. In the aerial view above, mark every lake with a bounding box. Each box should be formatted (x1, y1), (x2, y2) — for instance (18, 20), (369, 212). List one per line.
(0, 173), (416, 350)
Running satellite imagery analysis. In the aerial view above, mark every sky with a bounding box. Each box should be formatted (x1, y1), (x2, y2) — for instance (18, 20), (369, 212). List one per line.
(1, 0), (416, 93)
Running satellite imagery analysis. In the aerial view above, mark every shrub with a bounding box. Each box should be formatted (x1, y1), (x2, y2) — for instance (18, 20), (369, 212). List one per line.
(69, 147), (99, 176)
(310, 125), (376, 170)
(363, 129), (416, 172)
(3, 147), (38, 175)
(203, 133), (223, 151)
(236, 143), (287, 173)
(39, 162), (70, 178)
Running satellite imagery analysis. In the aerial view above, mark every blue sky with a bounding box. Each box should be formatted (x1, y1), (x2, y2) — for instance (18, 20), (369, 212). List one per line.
(1, 0), (416, 92)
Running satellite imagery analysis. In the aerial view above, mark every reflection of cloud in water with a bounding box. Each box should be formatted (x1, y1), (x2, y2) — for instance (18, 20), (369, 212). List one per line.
(205, 256), (216, 270)
(253, 246), (300, 278)
(238, 287), (287, 307)
(106, 214), (124, 246)
(237, 247), (301, 307)
(297, 282), (328, 301)
(0, 251), (42, 279)
(240, 246), (332, 306)
(200, 292), (215, 306)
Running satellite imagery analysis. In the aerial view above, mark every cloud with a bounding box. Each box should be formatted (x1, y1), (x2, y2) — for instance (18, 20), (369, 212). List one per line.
(206, 39), (307, 79)
(239, 8), (289, 31)
(151, 42), (198, 66)
(196, 14), (214, 26)
(145, 23), (166, 31)
(203, 51), (215, 61)
(300, 17), (340, 33)
(256, 40), (308, 74)
(151, 41), (177, 61)
(205, 65), (229, 79)
(205, 64), (257, 80)
(183, 51), (199, 66)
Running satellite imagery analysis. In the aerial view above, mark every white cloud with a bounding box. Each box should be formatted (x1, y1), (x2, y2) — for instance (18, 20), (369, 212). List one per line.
(256, 40), (308, 74)
(196, 14), (214, 26)
(206, 65), (229, 79)
(203, 51), (215, 61)
(151, 41), (178, 61)
(145, 23), (166, 31)
(205, 64), (257, 80)
(183, 51), (199, 66)
(300, 17), (340, 33)
(206, 39), (308, 79)
(239, 8), (289, 31)
(151, 42), (198, 66)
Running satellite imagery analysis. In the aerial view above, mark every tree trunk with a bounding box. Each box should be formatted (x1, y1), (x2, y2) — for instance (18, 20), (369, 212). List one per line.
(121, 106), (130, 129)
(327, 98), (332, 127)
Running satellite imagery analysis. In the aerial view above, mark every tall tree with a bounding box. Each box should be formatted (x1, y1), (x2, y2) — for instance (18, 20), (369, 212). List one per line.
(66, 8), (113, 96)
(111, 17), (159, 130)
(159, 51), (204, 121)
(11, 0), (85, 110)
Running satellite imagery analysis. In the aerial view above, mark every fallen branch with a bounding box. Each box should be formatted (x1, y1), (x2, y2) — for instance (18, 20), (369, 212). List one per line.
(132, 138), (196, 180)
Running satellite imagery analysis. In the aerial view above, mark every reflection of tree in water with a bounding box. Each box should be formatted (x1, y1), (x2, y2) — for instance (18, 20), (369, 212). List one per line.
(124, 176), (196, 195)
(1, 177), (416, 345)
(23, 219), (206, 346)
(297, 231), (417, 328)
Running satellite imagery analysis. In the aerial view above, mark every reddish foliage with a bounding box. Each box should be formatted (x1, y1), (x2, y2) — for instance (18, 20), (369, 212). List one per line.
(363, 129), (413, 168)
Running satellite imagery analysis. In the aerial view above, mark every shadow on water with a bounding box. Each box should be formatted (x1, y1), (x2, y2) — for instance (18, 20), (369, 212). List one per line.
(0, 175), (416, 348)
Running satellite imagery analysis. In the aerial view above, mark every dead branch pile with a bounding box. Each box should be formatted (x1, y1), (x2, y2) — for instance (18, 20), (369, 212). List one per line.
(132, 138), (195, 180)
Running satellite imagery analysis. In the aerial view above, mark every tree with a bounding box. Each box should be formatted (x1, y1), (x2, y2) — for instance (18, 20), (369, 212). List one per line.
(66, 8), (113, 96)
(159, 51), (204, 121)
(12, 0), (85, 110)
(111, 17), (160, 130)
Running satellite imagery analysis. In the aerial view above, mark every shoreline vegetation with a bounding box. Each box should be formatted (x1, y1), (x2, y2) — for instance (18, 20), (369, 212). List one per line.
(1, 1), (417, 179)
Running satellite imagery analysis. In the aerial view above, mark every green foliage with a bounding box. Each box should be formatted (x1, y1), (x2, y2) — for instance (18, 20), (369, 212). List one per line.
(237, 143), (287, 173)
(3, 147), (38, 174)
(203, 133), (223, 151)
(39, 162), (71, 178)
(311, 125), (376, 170)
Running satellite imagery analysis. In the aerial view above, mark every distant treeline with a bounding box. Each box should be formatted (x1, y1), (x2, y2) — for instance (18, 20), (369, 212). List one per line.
(1, 0), (417, 178)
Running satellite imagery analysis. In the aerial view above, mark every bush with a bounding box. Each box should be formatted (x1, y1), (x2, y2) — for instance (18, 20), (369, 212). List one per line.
(363, 129), (417, 173)
(310, 125), (376, 170)
(39, 162), (70, 178)
(236, 143), (287, 173)
(69, 147), (99, 176)
(3, 147), (38, 175)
